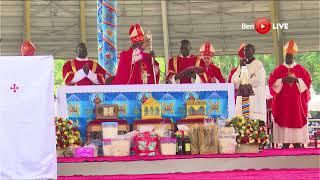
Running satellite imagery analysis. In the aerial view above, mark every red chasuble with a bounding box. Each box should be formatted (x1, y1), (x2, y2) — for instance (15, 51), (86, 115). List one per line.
(268, 64), (311, 128)
(205, 63), (225, 83)
(62, 59), (107, 85)
(112, 48), (159, 85)
(168, 55), (208, 83)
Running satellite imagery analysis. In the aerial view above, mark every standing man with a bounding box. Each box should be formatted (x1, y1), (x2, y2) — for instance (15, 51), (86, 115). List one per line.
(62, 43), (107, 85)
(231, 44), (266, 121)
(268, 40), (311, 148)
(228, 43), (246, 103)
(199, 41), (225, 83)
(228, 43), (246, 83)
(112, 24), (159, 84)
(166, 40), (207, 84)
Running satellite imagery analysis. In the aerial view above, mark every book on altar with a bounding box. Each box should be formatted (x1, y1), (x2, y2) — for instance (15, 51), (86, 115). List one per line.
(0, 56), (56, 179)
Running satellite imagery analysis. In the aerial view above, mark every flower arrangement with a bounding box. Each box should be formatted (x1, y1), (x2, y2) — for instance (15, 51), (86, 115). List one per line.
(55, 117), (81, 151)
(225, 116), (269, 145)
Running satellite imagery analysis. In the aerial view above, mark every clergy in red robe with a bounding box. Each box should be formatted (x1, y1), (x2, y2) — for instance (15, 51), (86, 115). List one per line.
(231, 44), (266, 122)
(62, 43), (107, 85)
(268, 40), (311, 148)
(227, 43), (246, 103)
(166, 40), (207, 84)
(199, 41), (225, 83)
(112, 24), (159, 85)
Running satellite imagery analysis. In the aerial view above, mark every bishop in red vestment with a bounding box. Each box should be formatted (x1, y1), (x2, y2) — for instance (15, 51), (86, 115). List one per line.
(167, 40), (207, 84)
(199, 41), (225, 83)
(112, 24), (159, 85)
(268, 40), (312, 148)
(62, 43), (107, 85)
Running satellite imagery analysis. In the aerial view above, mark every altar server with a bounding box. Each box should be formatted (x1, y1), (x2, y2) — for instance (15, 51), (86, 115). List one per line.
(62, 43), (107, 85)
(231, 44), (266, 121)
(166, 40), (207, 84)
(200, 41), (225, 83)
(268, 40), (311, 148)
(112, 24), (159, 84)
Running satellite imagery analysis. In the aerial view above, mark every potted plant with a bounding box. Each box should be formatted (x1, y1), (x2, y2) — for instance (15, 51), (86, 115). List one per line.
(55, 117), (81, 157)
(225, 116), (269, 153)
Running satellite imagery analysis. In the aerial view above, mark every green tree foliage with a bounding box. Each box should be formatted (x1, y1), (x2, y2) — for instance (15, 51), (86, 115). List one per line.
(54, 52), (319, 94)
(54, 59), (65, 93)
(296, 52), (320, 94)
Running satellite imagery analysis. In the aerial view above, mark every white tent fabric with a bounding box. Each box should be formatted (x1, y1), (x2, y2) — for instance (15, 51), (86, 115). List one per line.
(0, 56), (57, 179)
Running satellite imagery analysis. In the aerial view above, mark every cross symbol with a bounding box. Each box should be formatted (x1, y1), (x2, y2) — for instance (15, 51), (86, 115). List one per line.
(10, 84), (19, 92)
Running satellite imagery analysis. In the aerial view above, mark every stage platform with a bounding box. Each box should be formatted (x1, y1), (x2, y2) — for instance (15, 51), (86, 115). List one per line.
(58, 148), (320, 177)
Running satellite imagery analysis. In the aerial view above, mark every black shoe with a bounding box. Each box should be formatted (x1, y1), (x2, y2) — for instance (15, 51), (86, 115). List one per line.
(282, 143), (290, 149)
(293, 143), (302, 148)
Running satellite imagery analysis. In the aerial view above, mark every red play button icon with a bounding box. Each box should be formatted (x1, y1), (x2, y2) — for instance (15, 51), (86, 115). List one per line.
(255, 18), (271, 34)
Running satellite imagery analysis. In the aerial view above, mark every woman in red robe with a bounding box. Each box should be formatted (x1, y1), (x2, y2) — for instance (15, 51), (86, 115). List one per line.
(268, 40), (312, 148)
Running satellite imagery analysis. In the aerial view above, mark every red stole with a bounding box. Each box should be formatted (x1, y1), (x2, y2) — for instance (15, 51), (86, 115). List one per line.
(62, 59), (106, 85)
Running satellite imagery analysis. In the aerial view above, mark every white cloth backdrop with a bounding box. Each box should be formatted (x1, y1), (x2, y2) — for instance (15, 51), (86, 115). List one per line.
(0, 56), (57, 179)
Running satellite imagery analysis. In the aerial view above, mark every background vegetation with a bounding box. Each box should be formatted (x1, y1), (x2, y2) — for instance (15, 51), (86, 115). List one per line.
(54, 52), (320, 94)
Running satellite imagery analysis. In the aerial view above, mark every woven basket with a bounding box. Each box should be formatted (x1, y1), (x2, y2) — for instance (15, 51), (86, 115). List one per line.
(236, 144), (259, 153)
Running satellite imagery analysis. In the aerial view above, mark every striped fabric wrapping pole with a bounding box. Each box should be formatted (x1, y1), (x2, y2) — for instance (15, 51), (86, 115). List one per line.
(97, 0), (117, 77)
(242, 96), (250, 119)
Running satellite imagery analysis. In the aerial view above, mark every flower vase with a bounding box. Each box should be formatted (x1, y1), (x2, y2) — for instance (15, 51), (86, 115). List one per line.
(236, 144), (259, 153)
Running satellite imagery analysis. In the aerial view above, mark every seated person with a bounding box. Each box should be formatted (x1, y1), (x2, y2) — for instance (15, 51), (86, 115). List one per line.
(166, 40), (207, 84)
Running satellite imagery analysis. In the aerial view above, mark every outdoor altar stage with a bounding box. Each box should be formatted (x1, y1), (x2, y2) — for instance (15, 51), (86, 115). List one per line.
(58, 148), (320, 179)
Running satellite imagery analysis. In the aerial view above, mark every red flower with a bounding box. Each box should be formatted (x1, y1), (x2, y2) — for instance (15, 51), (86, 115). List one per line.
(241, 136), (249, 143)
(63, 135), (68, 140)
(58, 141), (64, 148)
(58, 118), (63, 123)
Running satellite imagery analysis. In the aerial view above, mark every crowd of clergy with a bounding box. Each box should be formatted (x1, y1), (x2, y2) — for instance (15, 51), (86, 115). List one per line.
(58, 24), (311, 149)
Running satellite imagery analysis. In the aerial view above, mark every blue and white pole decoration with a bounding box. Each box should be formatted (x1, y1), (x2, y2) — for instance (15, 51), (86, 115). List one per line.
(97, 0), (117, 77)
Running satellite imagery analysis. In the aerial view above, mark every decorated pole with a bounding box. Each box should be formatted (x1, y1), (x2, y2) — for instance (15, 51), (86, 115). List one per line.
(242, 97), (250, 119)
(97, 0), (117, 77)
(238, 66), (254, 119)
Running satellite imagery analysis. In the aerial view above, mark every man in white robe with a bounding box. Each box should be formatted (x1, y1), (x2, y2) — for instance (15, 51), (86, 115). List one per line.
(231, 44), (266, 122)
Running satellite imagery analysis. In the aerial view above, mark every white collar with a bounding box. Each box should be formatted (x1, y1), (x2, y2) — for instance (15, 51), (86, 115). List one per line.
(283, 61), (296, 68)
(76, 57), (89, 61)
(180, 54), (191, 58)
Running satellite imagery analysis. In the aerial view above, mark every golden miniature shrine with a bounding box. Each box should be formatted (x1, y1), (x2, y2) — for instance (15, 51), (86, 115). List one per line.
(141, 97), (162, 120)
(185, 100), (206, 119)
